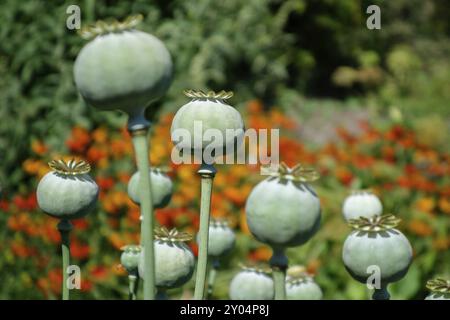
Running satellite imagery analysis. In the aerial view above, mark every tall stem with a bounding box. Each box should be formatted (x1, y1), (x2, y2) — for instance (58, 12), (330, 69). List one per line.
(57, 219), (73, 301)
(270, 247), (288, 300)
(194, 163), (216, 300)
(129, 118), (156, 300)
(128, 273), (138, 300)
(372, 285), (390, 300)
(207, 259), (219, 299)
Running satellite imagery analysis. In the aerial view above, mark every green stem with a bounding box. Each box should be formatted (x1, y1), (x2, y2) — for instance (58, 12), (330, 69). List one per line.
(128, 273), (138, 300)
(372, 285), (390, 300)
(57, 219), (73, 301)
(269, 248), (288, 300)
(156, 289), (169, 300)
(194, 163), (216, 300)
(84, 0), (95, 22)
(130, 126), (156, 300)
(207, 259), (219, 299)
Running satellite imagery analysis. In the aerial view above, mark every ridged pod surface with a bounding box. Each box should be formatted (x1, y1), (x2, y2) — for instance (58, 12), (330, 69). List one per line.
(170, 90), (244, 156)
(127, 169), (173, 208)
(246, 180), (320, 248)
(37, 160), (98, 219)
(342, 190), (382, 222)
(229, 268), (274, 300)
(74, 16), (172, 113)
(196, 220), (236, 258)
(342, 215), (412, 285)
(138, 228), (195, 289)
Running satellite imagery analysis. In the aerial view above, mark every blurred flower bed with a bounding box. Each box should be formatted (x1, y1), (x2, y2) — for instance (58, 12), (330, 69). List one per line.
(0, 100), (448, 299)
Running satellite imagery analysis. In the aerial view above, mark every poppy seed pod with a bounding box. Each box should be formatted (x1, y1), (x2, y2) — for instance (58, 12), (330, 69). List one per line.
(196, 219), (236, 258)
(74, 15), (172, 115)
(342, 190), (382, 222)
(342, 215), (413, 287)
(37, 159), (99, 220)
(170, 90), (244, 159)
(120, 245), (141, 273)
(138, 227), (195, 289)
(127, 167), (173, 208)
(425, 279), (450, 300)
(245, 163), (321, 249)
(285, 266), (323, 300)
(229, 266), (274, 300)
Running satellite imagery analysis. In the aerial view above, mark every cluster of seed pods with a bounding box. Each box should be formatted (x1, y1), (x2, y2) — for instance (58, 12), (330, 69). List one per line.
(34, 13), (447, 301)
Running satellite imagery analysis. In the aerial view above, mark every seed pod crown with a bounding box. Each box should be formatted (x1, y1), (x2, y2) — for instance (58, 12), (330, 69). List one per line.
(348, 214), (401, 232)
(286, 265), (314, 285)
(426, 278), (450, 294)
(154, 227), (192, 243)
(184, 89), (233, 101)
(239, 263), (272, 275)
(120, 244), (141, 254)
(79, 14), (143, 40)
(265, 162), (320, 183)
(48, 159), (91, 175)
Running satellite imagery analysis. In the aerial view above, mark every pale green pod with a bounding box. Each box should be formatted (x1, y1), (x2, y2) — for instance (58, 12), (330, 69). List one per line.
(229, 269), (274, 300)
(196, 220), (236, 258)
(74, 17), (172, 113)
(170, 90), (244, 156)
(120, 245), (141, 273)
(285, 276), (323, 300)
(37, 160), (98, 220)
(342, 190), (382, 222)
(245, 177), (321, 249)
(425, 293), (450, 300)
(138, 228), (195, 289)
(342, 229), (412, 285)
(127, 169), (173, 208)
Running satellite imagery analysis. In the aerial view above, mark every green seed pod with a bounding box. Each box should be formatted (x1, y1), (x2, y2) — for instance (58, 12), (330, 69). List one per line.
(127, 167), (173, 208)
(170, 90), (244, 157)
(138, 227), (194, 289)
(229, 266), (274, 300)
(120, 245), (141, 273)
(37, 159), (98, 220)
(342, 190), (382, 222)
(196, 219), (236, 258)
(245, 163), (321, 249)
(425, 279), (450, 300)
(285, 266), (323, 300)
(342, 215), (412, 286)
(74, 15), (172, 114)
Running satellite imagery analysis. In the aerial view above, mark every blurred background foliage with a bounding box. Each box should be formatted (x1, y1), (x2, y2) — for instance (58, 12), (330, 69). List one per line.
(0, 0), (448, 299)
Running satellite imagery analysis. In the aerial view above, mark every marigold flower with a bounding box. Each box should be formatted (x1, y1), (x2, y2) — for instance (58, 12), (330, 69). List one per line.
(31, 140), (49, 155)
(415, 197), (435, 214)
(408, 219), (433, 237)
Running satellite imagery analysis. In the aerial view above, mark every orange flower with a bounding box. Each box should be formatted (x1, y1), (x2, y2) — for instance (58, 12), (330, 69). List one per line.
(432, 237), (449, 251)
(335, 166), (353, 186)
(108, 232), (126, 250)
(92, 127), (108, 143)
(96, 176), (115, 190)
(66, 126), (90, 153)
(247, 99), (263, 113)
(249, 246), (272, 262)
(415, 197), (435, 214)
(438, 197), (450, 215)
(22, 159), (42, 176)
(239, 209), (250, 235)
(408, 219), (433, 237)
(71, 239), (90, 260)
(223, 187), (246, 206)
(306, 259), (322, 275)
(87, 145), (108, 164)
(31, 140), (48, 155)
